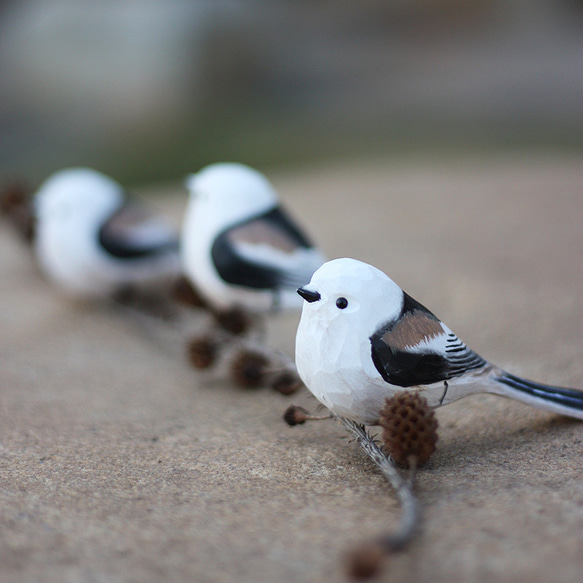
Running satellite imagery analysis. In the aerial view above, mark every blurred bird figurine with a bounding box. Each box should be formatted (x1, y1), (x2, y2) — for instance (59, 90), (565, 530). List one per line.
(34, 167), (180, 298)
(181, 163), (325, 313)
(296, 257), (583, 425)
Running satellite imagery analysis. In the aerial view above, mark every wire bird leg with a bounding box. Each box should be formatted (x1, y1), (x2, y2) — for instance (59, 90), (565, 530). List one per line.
(335, 415), (420, 551)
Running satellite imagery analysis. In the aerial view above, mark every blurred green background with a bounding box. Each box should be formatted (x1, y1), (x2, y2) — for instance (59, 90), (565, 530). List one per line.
(1, 0), (582, 188)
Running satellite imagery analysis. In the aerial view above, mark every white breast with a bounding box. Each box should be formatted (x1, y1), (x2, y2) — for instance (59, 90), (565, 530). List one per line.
(296, 306), (394, 425)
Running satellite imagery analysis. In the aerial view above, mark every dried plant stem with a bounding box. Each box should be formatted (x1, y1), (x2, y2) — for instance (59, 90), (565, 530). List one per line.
(335, 415), (420, 551)
(109, 293), (183, 327)
(217, 330), (297, 371)
(106, 294), (206, 359)
(302, 413), (332, 421)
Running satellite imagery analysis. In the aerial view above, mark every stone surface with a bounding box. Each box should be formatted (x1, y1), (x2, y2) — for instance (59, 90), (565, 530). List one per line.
(1, 154), (582, 582)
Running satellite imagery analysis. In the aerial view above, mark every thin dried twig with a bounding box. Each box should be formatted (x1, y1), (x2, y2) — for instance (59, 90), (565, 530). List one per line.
(335, 415), (419, 551)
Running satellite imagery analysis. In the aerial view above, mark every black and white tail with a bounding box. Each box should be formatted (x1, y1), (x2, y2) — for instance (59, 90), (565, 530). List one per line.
(494, 372), (583, 419)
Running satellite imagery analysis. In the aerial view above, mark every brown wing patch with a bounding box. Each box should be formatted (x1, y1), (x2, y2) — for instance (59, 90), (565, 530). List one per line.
(227, 218), (298, 254)
(382, 311), (445, 350)
(101, 200), (176, 245)
(108, 200), (156, 230)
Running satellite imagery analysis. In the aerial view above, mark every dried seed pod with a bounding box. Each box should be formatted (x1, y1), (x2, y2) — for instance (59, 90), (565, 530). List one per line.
(283, 405), (310, 426)
(0, 183), (29, 216)
(346, 542), (387, 580)
(172, 276), (207, 308)
(270, 370), (302, 396)
(214, 307), (254, 336)
(379, 391), (438, 467)
(282, 405), (331, 426)
(187, 335), (219, 369)
(230, 349), (269, 388)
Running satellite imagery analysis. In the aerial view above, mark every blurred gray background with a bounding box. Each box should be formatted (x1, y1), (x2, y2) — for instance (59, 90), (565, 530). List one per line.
(1, 0), (582, 186)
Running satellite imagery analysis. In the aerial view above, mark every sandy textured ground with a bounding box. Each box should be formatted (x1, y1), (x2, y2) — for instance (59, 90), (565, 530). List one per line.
(1, 154), (582, 583)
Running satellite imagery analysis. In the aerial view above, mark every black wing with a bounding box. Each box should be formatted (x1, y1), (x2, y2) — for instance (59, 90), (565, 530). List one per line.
(370, 292), (486, 387)
(98, 196), (179, 259)
(211, 206), (322, 290)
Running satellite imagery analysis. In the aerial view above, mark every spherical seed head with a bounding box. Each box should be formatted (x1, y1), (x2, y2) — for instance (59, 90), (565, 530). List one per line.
(214, 307), (254, 336)
(346, 542), (387, 580)
(187, 335), (219, 369)
(379, 391), (439, 467)
(172, 276), (208, 308)
(271, 371), (302, 396)
(230, 349), (269, 388)
(283, 405), (309, 426)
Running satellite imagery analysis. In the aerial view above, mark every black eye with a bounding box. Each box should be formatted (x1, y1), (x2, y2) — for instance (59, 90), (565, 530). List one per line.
(336, 297), (348, 309)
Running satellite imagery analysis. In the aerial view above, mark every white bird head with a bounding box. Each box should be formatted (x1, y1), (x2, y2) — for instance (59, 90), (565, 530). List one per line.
(295, 258), (405, 423)
(184, 163), (277, 228)
(34, 167), (123, 228)
(297, 258), (404, 337)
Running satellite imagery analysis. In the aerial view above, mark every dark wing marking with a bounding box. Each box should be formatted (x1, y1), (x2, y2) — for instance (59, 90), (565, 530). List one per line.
(370, 292), (486, 387)
(443, 332), (487, 377)
(211, 206), (318, 290)
(98, 196), (179, 259)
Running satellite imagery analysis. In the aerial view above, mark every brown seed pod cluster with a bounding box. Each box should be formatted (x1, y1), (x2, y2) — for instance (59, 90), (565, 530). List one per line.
(213, 307), (254, 336)
(172, 276), (207, 309)
(185, 318), (301, 394)
(270, 370), (302, 396)
(229, 349), (269, 388)
(187, 335), (219, 369)
(183, 301), (301, 394)
(379, 391), (438, 467)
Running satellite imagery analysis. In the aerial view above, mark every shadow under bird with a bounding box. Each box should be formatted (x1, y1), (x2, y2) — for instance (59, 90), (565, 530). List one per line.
(296, 258), (583, 425)
(181, 162), (325, 313)
(34, 167), (180, 298)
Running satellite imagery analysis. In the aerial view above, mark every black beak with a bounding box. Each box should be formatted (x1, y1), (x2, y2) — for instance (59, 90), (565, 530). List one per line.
(297, 287), (321, 303)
